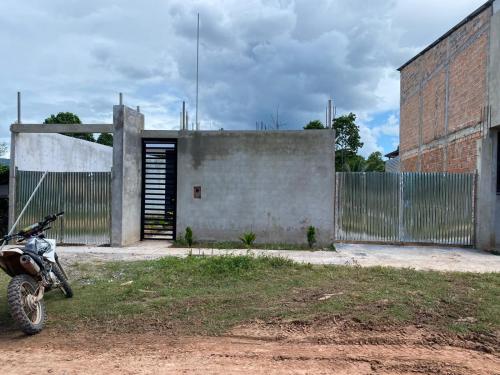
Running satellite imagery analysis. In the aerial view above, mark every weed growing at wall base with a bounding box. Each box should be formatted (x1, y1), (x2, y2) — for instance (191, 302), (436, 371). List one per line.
(240, 232), (256, 248)
(185, 227), (193, 247)
(307, 226), (316, 248)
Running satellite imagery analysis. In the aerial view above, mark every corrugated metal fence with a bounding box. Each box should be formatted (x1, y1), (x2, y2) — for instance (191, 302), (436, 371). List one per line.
(15, 170), (111, 244)
(335, 172), (475, 245)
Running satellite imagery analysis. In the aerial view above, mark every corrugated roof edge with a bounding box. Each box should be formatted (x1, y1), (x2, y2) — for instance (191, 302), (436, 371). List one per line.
(397, 0), (494, 71)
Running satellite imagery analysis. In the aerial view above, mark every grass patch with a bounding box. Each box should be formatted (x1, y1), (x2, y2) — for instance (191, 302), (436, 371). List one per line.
(0, 255), (498, 336)
(172, 240), (335, 251)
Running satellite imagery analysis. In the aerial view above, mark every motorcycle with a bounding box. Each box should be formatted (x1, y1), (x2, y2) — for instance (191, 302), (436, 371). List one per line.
(0, 212), (73, 335)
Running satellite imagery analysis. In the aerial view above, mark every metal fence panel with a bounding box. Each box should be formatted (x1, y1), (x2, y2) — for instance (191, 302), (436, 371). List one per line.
(401, 173), (475, 245)
(335, 173), (400, 242)
(335, 172), (475, 246)
(15, 171), (111, 244)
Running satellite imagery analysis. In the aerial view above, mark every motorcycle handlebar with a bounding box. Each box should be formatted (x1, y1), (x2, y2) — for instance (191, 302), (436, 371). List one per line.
(0, 212), (65, 243)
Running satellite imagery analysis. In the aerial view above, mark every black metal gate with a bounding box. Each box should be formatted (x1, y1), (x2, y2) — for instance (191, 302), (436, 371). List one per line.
(141, 139), (177, 240)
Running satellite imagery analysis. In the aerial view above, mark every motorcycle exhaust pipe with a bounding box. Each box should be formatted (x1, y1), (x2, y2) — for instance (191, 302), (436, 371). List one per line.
(20, 255), (41, 276)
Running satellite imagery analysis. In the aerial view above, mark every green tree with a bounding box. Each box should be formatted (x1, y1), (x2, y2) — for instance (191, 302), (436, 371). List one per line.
(0, 142), (7, 157)
(303, 120), (325, 129)
(365, 151), (385, 172)
(96, 133), (113, 146)
(338, 152), (365, 172)
(43, 112), (95, 142)
(333, 113), (363, 171)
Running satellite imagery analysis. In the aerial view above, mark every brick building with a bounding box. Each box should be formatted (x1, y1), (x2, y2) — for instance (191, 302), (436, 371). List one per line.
(398, 0), (499, 250)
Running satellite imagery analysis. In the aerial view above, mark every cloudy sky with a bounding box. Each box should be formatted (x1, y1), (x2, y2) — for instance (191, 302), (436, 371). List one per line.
(0, 0), (486, 157)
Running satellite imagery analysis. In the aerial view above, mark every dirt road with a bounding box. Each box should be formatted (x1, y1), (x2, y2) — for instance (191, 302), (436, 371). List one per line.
(1, 322), (498, 375)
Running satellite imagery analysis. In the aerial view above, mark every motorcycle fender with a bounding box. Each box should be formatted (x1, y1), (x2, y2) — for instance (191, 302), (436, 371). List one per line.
(0, 248), (24, 277)
(43, 239), (57, 263)
(0, 248), (24, 257)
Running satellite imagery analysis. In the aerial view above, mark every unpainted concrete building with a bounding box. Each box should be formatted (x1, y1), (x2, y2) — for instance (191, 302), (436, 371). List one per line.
(9, 106), (336, 247)
(398, 0), (500, 250)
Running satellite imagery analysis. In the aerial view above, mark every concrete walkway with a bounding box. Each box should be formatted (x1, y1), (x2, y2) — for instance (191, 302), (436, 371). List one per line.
(55, 242), (500, 273)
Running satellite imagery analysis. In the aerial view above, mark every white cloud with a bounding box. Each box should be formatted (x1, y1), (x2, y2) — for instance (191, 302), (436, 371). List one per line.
(358, 124), (384, 158)
(0, 0), (487, 146)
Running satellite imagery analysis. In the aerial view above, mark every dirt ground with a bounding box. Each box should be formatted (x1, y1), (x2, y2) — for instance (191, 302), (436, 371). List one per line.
(56, 241), (500, 273)
(0, 320), (498, 375)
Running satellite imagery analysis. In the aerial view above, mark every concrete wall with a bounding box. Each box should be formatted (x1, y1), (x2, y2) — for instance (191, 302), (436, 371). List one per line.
(399, 4), (491, 172)
(490, 1), (500, 128)
(176, 130), (336, 245)
(476, 130), (498, 250)
(111, 105), (144, 246)
(15, 133), (112, 172)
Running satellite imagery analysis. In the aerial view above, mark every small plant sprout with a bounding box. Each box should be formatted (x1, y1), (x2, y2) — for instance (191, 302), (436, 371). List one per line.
(240, 232), (256, 248)
(307, 226), (316, 249)
(185, 227), (193, 247)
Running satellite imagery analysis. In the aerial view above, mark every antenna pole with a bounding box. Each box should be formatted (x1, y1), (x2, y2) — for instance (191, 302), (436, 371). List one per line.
(327, 99), (332, 129)
(17, 92), (21, 124)
(195, 13), (200, 131)
(182, 101), (186, 130)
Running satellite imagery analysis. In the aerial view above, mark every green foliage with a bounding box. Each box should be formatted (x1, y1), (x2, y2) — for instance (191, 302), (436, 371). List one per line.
(44, 112), (95, 142)
(337, 151), (366, 172)
(0, 165), (9, 185)
(303, 120), (325, 129)
(303, 113), (387, 173)
(337, 151), (386, 172)
(240, 232), (256, 247)
(365, 151), (385, 172)
(185, 227), (193, 247)
(96, 133), (113, 146)
(44, 112), (81, 124)
(306, 226), (316, 248)
(0, 142), (7, 157)
(1, 256), (497, 337)
(333, 113), (363, 153)
(172, 241), (324, 251)
(333, 113), (364, 171)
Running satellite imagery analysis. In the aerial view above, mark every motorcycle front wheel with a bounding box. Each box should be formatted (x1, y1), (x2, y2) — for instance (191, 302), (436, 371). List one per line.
(52, 265), (73, 298)
(7, 274), (46, 335)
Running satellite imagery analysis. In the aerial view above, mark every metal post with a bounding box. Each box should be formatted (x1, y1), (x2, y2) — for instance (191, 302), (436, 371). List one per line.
(119, 92), (123, 105)
(17, 92), (21, 124)
(327, 99), (332, 129)
(182, 101), (186, 130)
(196, 13), (200, 131)
(4, 171), (48, 246)
(8, 133), (17, 231)
(398, 173), (404, 242)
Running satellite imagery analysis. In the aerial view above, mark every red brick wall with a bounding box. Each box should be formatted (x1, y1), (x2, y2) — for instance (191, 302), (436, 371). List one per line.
(399, 6), (491, 173)
(448, 33), (488, 133)
(421, 147), (445, 172)
(447, 132), (481, 173)
(400, 93), (420, 153)
(401, 155), (419, 172)
(422, 70), (446, 144)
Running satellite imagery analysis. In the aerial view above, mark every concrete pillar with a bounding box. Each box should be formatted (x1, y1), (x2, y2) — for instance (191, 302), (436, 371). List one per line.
(476, 130), (498, 250)
(111, 105), (144, 247)
(490, 1), (500, 127)
(478, 0), (500, 250)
